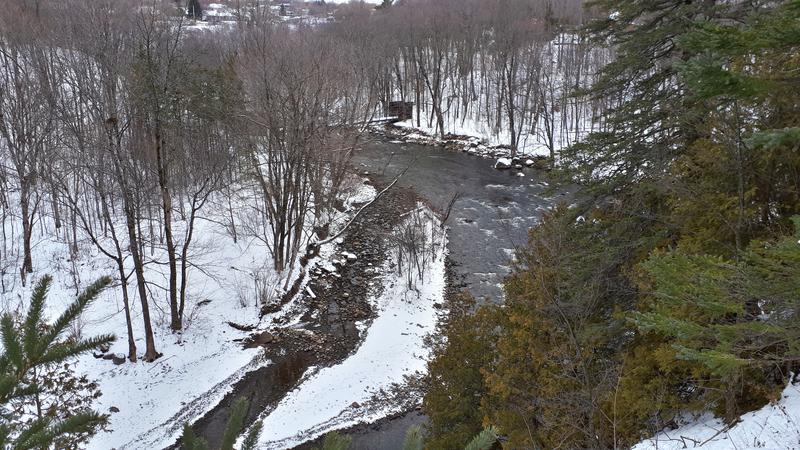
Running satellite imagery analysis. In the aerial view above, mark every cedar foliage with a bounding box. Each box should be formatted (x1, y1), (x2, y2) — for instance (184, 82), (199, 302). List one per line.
(422, 293), (499, 450)
(424, 0), (800, 448)
(0, 275), (115, 449)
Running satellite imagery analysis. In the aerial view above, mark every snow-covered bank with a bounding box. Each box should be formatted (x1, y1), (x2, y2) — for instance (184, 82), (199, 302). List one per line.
(393, 114), (569, 159)
(633, 379), (800, 450)
(242, 206), (447, 449)
(3, 208), (273, 450)
(373, 123), (556, 176)
(0, 176), (376, 449)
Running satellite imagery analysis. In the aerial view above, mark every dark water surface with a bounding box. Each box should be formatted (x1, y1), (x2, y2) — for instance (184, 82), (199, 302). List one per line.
(354, 138), (573, 303)
(333, 138), (573, 449)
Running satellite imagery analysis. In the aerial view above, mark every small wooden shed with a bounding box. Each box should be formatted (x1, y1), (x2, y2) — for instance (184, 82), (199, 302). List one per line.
(388, 101), (414, 121)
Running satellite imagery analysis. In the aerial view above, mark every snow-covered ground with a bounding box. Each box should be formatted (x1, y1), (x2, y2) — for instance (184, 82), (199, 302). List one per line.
(0, 177), (377, 449)
(387, 33), (606, 161)
(2, 202), (268, 449)
(242, 206), (447, 449)
(633, 379), (800, 450)
(393, 110), (591, 159)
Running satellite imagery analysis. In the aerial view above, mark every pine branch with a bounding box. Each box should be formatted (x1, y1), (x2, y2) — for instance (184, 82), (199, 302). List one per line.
(0, 375), (16, 403)
(37, 334), (116, 367)
(0, 424), (9, 449)
(239, 421), (262, 450)
(463, 426), (498, 450)
(16, 412), (107, 450)
(402, 425), (424, 450)
(0, 315), (23, 373)
(12, 416), (51, 450)
(1, 274), (116, 448)
(23, 275), (51, 356)
(220, 397), (249, 450)
(181, 424), (209, 450)
(38, 276), (112, 356)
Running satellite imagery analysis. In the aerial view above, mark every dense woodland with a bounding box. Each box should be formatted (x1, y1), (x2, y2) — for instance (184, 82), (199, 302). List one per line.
(0, 0), (798, 448)
(0, 0), (602, 365)
(425, 0), (800, 449)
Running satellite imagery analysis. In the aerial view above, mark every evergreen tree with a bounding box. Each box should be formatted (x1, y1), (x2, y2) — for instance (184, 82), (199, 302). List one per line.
(632, 251), (777, 423)
(422, 293), (499, 450)
(400, 424), (497, 450)
(612, 1), (800, 436)
(187, 0), (203, 20)
(481, 205), (637, 449)
(676, 0), (800, 245)
(564, 0), (726, 190)
(180, 397), (262, 450)
(0, 275), (115, 449)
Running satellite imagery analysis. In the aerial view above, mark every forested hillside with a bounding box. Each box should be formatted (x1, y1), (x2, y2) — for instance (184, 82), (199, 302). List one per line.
(1, 0), (798, 449)
(424, 1), (800, 448)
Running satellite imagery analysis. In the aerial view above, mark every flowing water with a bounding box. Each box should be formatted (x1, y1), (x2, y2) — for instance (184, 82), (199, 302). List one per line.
(353, 138), (574, 303)
(191, 137), (572, 450)
(328, 137), (574, 449)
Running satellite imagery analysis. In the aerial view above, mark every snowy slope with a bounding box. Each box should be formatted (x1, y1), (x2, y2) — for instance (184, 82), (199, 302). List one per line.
(633, 380), (800, 450)
(0, 178), (376, 449)
(242, 206), (447, 449)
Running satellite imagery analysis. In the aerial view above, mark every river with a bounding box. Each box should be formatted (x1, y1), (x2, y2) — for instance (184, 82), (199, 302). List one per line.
(188, 136), (572, 450)
(354, 137), (573, 303)
(325, 137), (574, 449)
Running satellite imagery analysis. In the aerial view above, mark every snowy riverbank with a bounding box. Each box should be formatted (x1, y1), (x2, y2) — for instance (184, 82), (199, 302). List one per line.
(243, 205), (447, 449)
(1, 176), (378, 450)
(633, 378), (800, 450)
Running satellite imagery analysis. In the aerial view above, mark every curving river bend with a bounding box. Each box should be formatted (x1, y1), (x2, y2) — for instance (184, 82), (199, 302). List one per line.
(186, 136), (572, 450)
(325, 137), (574, 449)
(355, 137), (573, 303)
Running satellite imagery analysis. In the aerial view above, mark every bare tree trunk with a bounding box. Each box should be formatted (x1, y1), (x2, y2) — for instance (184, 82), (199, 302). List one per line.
(124, 198), (160, 362)
(155, 131), (181, 331)
(19, 184), (34, 285)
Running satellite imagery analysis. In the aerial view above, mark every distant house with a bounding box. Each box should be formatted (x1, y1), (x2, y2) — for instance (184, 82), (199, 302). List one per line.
(203, 2), (237, 23)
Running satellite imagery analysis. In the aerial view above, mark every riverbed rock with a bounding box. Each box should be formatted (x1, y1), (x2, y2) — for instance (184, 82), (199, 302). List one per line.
(248, 331), (276, 347)
(494, 157), (512, 169)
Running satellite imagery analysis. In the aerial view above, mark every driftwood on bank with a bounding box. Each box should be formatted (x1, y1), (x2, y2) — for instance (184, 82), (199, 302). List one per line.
(306, 166), (409, 258)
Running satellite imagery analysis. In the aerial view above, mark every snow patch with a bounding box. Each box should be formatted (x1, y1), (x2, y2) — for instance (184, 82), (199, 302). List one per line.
(633, 379), (800, 450)
(243, 207), (447, 449)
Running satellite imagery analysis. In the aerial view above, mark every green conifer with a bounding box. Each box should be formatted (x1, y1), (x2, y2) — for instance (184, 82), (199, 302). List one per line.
(0, 275), (115, 449)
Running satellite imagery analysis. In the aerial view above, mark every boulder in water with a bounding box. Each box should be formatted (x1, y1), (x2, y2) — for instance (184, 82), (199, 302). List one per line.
(494, 157), (512, 169)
